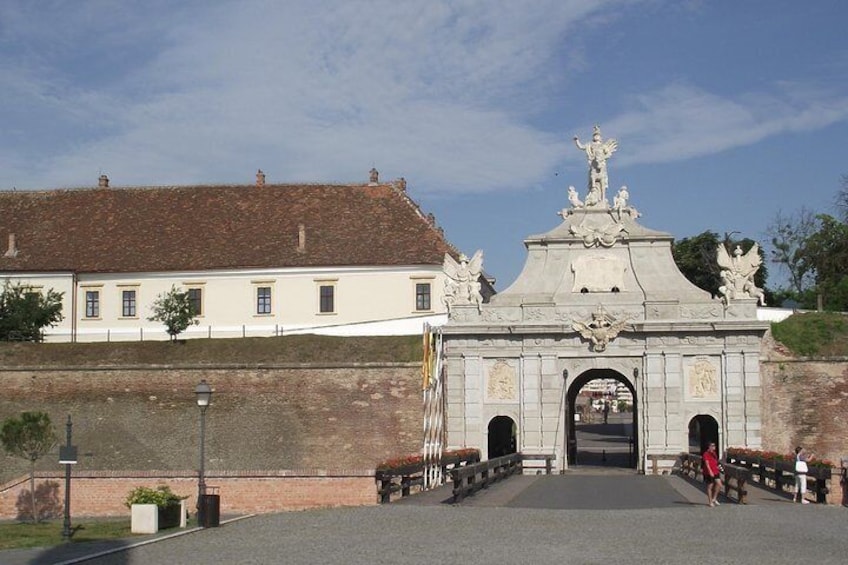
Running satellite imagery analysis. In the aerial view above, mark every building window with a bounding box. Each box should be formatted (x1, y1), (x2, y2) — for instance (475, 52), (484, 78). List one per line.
(319, 285), (334, 313)
(187, 287), (203, 316)
(122, 290), (137, 317)
(257, 286), (272, 315)
(85, 290), (100, 318)
(416, 282), (431, 311)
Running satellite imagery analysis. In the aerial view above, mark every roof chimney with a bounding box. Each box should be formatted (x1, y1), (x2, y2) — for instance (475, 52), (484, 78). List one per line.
(4, 233), (18, 258)
(298, 224), (306, 253)
(369, 167), (379, 185)
(256, 169), (266, 187)
(98, 174), (109, 188)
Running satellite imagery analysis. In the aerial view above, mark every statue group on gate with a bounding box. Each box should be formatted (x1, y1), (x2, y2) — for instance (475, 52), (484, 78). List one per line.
(573, 125), (618, 206)
(717, 244), (766, 306)
(443, 250), (484, 312)
(565, 125), (639, 217)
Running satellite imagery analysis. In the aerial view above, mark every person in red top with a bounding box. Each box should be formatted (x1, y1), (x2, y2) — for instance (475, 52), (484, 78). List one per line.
(702, 442), (723, 507)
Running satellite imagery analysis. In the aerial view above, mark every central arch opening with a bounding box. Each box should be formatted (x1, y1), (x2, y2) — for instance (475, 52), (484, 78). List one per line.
(566, 369), (637, 469)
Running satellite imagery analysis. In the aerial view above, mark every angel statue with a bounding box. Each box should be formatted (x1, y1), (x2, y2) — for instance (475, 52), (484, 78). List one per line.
(574, 125), (618, 206)
(443, 250), (484, 313)
(572, 305), (628, 352)
(717, 244), (766, 306)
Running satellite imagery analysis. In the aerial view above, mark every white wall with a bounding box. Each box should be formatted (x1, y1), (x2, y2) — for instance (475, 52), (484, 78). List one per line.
(4, 265), (448, 342)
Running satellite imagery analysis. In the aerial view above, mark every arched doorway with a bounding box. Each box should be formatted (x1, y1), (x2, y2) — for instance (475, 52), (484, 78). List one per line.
(566, 369), (637, 469)
(487, 416), (517, 459)
(688, 415), (720, 455)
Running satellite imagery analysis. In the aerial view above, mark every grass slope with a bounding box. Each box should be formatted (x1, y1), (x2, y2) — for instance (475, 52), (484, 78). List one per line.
(0, 334), (423, 367)
(771, 312), (848, 357)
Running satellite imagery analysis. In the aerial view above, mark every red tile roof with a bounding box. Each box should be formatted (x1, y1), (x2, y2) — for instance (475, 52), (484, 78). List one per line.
(0, 182), (456, 274)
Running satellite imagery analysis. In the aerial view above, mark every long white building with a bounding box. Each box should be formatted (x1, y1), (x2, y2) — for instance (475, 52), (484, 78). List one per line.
(1, 171), (491, 341)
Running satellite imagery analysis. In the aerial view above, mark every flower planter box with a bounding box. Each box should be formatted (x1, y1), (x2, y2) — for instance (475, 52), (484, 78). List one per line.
(131, 504), (159, 534)
(131, 502), (184, 534)
(158, 502), (183, 530)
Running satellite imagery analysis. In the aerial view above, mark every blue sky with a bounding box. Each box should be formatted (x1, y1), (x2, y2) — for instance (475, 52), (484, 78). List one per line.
(1, 1), (846, 290)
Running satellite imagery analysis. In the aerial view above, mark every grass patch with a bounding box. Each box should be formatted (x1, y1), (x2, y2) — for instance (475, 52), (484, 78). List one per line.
(0, 519), (134, 551)
(0, 334), (423, 367)
(771, 312), (848, 357)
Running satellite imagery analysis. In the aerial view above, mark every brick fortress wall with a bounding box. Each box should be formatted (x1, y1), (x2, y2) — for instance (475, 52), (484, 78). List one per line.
(0, 363), (423, 517)
(760, 358), (848, 464)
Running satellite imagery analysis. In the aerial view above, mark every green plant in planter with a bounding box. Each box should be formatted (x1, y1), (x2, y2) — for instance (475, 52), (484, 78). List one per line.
(126, 486), (187, 530)
(125, 486), (185, 509)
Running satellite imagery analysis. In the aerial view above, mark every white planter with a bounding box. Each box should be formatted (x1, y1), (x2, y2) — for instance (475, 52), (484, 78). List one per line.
(131, 503), (159, 534)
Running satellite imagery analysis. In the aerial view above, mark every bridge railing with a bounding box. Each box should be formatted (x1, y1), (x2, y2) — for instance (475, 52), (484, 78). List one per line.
(449, 453), (556, 503)
(725, 453), (831, 504)
(376, 451), (480, 503)
(521, 453), (556, 475)
(678, 452), (749, 504)
(450, 454), (522, 503)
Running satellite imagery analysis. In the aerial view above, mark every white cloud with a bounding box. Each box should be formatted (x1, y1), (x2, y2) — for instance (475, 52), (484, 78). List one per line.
(1, 0), (847, 196)
(603, 83), (848, 166)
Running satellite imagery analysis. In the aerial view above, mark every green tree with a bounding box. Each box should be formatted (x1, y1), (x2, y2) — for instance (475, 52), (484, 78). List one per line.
(672, 231), (769, 300)
(766, 208), (817, 295)
(1, 412), (58, 523)
(0, 282), (64, 342)
(837, 174), (848, 222)
(802, 214), (848, 311)
(148, 285), (198, 341)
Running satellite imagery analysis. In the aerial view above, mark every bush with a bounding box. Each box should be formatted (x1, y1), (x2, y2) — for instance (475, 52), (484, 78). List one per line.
(125, 486), (185, 508)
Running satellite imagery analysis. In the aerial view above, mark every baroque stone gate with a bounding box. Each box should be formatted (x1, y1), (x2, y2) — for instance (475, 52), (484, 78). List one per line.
(440, 126), (769, 473)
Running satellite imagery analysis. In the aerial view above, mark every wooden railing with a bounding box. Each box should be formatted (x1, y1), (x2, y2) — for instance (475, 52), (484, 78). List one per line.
(450, 454), (522, 503)
(376, 452), (480, 503)
(450, 453), (556, 503)
(726, 453), (831, 504)
(521, 453), (556, 475)
(646, 453), (679, 475)
(678, 452), (749, 504)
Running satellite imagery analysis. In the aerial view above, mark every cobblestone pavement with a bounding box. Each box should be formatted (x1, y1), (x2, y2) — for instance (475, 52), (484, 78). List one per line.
(4, 475), (845, 565)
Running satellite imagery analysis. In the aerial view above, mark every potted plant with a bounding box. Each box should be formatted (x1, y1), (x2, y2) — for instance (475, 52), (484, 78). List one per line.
(125, 486), (187, 534)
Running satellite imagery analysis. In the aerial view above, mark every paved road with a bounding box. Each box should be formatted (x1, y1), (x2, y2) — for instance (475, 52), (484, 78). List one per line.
(4, 474), (845, 565)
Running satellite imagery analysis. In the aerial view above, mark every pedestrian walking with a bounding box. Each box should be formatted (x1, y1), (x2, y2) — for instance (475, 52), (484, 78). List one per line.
(702, 442), (723, 507)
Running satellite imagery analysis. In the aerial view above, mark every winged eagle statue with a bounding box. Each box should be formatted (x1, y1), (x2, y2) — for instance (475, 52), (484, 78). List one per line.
(572, 305), (629, 352)
(716, 244), (765, 305)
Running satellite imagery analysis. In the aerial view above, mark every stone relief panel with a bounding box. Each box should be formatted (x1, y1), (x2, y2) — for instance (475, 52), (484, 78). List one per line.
(485, 359), (518, 403)
(571, 254), (628, 292)
(680, 304), (722, 319)
(523, 306), (548, 321)
(481, 307), (522, 323)
(685, 356), (720, 401)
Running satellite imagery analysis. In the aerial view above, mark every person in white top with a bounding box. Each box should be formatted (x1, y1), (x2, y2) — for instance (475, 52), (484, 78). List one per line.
(794, 446), (814, 504)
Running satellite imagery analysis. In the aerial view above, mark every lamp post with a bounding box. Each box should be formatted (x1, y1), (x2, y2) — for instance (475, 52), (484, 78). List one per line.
(58, 415), (78, 541)
(195, 379), (212, 526)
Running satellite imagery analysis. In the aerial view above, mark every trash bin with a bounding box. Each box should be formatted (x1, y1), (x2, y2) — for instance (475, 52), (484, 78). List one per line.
(198, 493), (220, 528)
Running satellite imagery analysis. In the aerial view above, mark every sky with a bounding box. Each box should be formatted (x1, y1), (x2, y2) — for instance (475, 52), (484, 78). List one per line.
(1, 0), (846, 290)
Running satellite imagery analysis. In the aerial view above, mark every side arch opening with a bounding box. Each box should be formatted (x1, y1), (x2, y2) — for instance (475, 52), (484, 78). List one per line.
(688, 414), (720, 454)
(487, 415), (517, 459)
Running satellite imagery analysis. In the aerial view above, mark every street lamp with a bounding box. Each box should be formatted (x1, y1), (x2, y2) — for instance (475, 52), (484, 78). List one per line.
(195, 379), (212, 526)
(58, 415), (78, 541)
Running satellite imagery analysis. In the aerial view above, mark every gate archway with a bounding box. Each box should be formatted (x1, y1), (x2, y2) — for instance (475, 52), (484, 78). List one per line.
(487, 416), (517, 459)
(566, 369), (637, 468)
